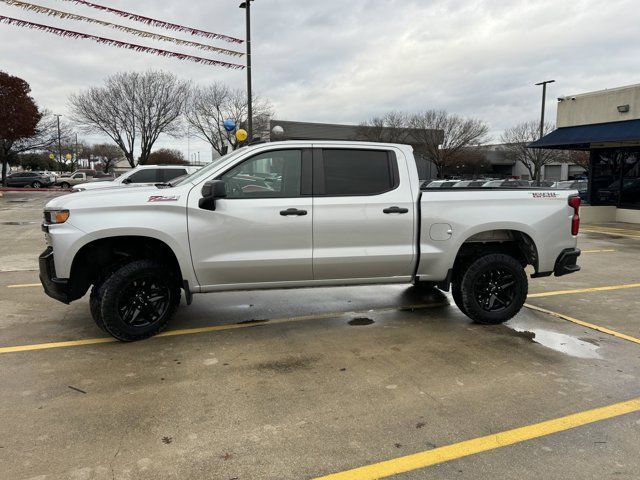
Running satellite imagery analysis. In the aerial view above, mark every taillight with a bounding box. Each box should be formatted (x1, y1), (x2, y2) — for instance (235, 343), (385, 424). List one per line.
(569, 195), (581, 236)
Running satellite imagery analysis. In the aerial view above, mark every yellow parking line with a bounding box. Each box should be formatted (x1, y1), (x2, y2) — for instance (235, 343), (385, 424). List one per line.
(584, 224), (640, 233)
(529, 282), (640, 298)
(0, 302), (448, 355)
(524, 303), (640, 346)
(581, 249), (616, 253)
(312, 397), (640, 480)
(582, 228), (640, 238)
(6, 283), (41, 288)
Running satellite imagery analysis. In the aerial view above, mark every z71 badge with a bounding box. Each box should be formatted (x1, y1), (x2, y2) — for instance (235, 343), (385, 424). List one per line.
(148, 195), (180, 202)
(531, 192), (558, 199)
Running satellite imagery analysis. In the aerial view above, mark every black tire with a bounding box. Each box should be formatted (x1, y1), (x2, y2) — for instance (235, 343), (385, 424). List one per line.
(89, 280), (107, 332)
(458, 253), (528, 325)
(99, 260), (180, 341)
(31, 181), (42, 188)
(60, 182), (70, 189)
(451, 282), (468, 317)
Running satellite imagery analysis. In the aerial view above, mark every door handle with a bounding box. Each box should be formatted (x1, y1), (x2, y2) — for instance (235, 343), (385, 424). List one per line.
(383, 206), (409, 214)
(280, 208), (308, 216)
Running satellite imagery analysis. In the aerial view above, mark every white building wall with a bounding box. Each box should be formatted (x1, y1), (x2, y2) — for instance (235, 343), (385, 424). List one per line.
(557, 83), (640, 128)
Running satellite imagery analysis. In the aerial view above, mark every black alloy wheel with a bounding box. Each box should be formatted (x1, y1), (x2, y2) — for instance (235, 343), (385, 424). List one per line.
(98, 260), (180, 341)
(457, 253), (527, 325)
(117, 276), (171, 328)
(473, 267), (516, 313)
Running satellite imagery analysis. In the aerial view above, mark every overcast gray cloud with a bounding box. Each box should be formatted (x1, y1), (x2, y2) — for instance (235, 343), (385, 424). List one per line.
(1, 0), (639, 159)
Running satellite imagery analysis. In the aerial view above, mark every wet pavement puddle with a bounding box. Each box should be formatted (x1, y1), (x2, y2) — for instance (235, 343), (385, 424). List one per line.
(509, 325), (601, 359)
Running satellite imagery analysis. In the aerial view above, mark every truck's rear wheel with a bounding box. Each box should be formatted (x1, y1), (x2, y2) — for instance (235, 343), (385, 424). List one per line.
(60, 182), (70, 189)
(98, 260), (180, 341)
(458, 253), (527, 325)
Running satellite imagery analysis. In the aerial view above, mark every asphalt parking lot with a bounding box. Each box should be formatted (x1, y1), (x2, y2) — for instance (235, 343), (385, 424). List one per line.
(1, 191), (639, 480)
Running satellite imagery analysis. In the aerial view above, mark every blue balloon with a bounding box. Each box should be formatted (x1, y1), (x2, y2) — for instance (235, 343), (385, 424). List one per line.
(223, 119), (236, 132)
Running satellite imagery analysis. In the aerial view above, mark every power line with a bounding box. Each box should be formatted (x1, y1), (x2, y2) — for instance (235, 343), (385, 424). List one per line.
(0, 15), (245, 69)
(60, 0), (243, 44)
(0, 0), (244, 57)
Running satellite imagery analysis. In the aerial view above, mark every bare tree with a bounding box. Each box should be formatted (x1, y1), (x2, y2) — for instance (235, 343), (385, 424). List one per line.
(70, 71), (189, 167)
(185, 83), (273, 156)
(146, 148), (188, 165)
(357, 111), (412, 143)
(500, 121), (562, 184)
(90, 143), (123, 173)
(408, 110), (489, 178)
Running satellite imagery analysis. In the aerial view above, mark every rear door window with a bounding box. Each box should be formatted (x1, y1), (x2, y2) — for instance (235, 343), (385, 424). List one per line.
(318, 149), (397, 196)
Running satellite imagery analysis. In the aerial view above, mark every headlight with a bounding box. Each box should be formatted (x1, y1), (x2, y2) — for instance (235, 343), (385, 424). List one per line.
(44, 209), (70, 224)
(73, 188), (85, 192)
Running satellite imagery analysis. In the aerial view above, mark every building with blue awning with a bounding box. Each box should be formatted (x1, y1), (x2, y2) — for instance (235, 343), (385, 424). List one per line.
(530, 83), (640, 218)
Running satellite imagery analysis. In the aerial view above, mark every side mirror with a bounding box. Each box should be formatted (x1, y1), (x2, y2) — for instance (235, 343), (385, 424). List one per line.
(122, 178), (132, 184)
(199, 179), (227, 210)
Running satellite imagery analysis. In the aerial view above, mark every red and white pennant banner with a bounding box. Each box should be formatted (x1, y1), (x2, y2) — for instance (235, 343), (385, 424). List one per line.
(0, 0), (244, 57)
(60, 0), (243, 44)
(0, 15), (245, 69)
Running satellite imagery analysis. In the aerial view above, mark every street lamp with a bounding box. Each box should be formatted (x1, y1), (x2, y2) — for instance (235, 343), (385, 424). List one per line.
(239, 0), (254, 141)
(535, 80), (555, 139)
(54, 114), (63, 167)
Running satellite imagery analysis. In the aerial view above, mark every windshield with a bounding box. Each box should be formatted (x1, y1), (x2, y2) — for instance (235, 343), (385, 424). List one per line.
(172, 148), (248, 187)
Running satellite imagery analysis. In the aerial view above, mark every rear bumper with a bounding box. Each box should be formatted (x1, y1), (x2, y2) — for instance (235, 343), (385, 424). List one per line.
(39, 247), (71, 304)
(554, 248), (581, 277)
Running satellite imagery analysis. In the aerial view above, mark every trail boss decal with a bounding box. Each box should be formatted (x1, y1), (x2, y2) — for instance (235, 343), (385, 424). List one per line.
(148, 195), (180, 202)
(531, 192), (559, 199)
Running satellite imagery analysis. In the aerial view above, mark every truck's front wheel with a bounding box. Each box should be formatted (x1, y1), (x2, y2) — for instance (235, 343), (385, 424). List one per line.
(98, 260), (180, 341)
(456, 253), (527, 325)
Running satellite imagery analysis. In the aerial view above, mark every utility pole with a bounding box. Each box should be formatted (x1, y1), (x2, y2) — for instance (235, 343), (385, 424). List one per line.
(74, 132), (78, 167)
(535, 80), (555, 139)
(54, 114), (63, 170)
(534, 80), (555, 185)
(239, 0), (254, 140)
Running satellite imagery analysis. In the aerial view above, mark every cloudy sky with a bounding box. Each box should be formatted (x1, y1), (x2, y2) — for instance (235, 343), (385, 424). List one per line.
(1, 0), (638, 161)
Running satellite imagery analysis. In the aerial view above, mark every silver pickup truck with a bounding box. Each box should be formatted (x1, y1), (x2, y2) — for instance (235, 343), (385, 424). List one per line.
(39, 141), (581, 341)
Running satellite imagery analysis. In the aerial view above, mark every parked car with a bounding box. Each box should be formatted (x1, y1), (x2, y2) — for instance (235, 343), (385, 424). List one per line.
(72, 165), (200, 192)
(41, 141), (582, 341)
(5, 171), (55, 188)
(56, 171), (95, 189)
(453, 180), (488, 188)
(555, 180), (589, 201)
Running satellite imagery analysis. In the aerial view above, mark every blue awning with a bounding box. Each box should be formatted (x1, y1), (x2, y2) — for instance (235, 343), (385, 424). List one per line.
(528, 119), (640, 149)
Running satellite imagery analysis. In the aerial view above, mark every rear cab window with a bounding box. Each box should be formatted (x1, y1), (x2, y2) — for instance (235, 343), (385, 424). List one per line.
(127, 169), (160, 183)
(315, 149), (398, 196)
(160, 169), (188, 182)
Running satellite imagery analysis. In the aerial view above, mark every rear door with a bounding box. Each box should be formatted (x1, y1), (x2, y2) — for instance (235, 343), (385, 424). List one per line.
(312, 147), (416, 280)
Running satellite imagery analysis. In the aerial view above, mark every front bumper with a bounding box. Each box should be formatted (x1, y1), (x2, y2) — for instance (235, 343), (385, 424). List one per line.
(39, 247), (71, 304)
(554, 248), (581, 277)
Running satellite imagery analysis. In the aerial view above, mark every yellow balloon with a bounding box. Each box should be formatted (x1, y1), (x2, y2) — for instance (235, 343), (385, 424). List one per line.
(235, 129), (248, 142)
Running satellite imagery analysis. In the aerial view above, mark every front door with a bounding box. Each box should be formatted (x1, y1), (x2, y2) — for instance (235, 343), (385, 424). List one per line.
(188, 148), (313, 288)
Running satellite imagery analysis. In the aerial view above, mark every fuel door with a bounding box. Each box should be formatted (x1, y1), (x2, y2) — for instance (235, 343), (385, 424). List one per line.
(429, 223), (453, 241)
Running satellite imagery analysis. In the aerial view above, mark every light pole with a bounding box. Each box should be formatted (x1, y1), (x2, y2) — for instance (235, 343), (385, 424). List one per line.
(239, 0), (254, 141)
(534, 80), (555, 185)
(535, 80), (555, 139)
(54, 114), (63, 170)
